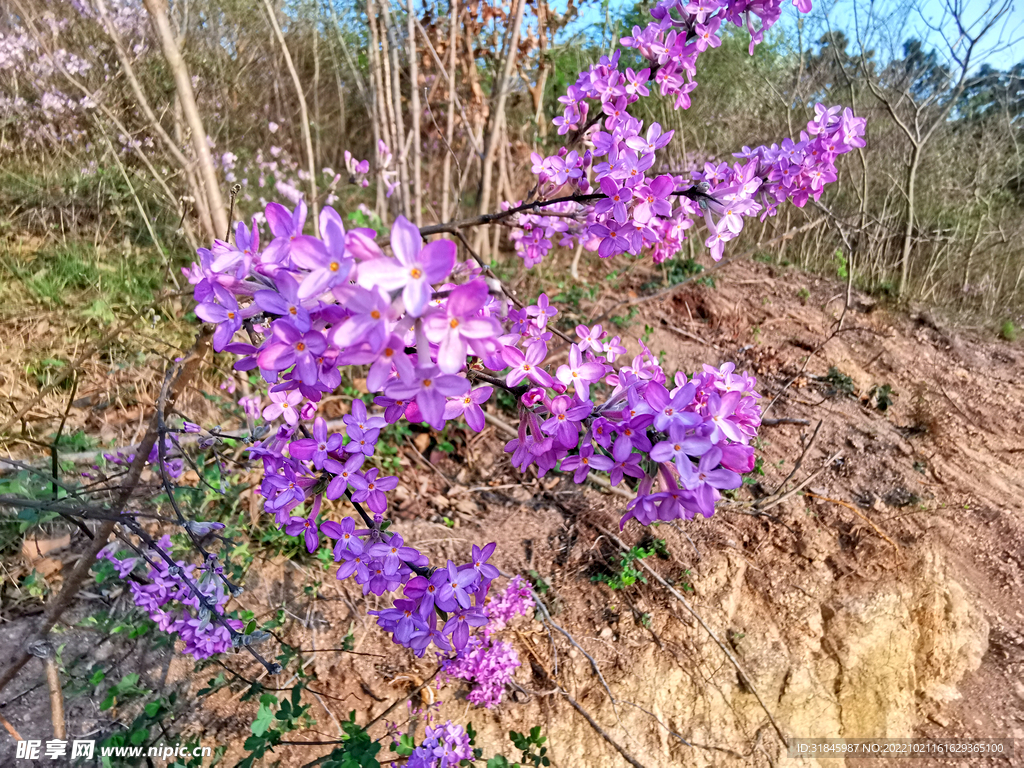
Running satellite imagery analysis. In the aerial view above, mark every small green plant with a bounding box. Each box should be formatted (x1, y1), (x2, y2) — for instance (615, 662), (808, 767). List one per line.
(239, 684), (318, 768)
(869, 383), (895, 412)
(999, 320), (1018, 341)
(24, 357), (69, 390)
(824, 366), (855, 396)
(347, 207), (384, 232)
(592, 539), (668, 590)
(527, 570), (550, 595)
(742, 455), (765, 486)
(610, 306), (639, 329)
(505, 727), (550, 768)
(797, 286), (810, 304)
(833, 249), (848, 279)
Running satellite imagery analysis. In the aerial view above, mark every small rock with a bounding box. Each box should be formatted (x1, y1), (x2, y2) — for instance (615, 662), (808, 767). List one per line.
(928, 713), (950, 728)
(599, 627), (614, 640)
(1013, 681), (1024, 702)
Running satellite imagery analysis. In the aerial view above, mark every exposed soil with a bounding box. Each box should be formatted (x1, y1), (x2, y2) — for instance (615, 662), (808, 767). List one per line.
(1, 258), (1022, 767)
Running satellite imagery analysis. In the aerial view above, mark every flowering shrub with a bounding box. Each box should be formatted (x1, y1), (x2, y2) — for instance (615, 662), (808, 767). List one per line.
(95, 0), (860, 709)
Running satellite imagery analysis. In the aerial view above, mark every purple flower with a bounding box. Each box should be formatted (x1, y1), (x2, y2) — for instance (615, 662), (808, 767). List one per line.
(560, 441), (614, 483)
(284, 500), (322, 553)
(289, 417), (342, 468)
(443, 386), (493, 432)
(195, 294), (247, 352)
(260, 201), (323, 266)
(443, 606), (488, 650)
(540, 394), (591, 448)
(423, 279), (502, 373)
(337, 550), (370, 581)
(289, 205), (354, 299)
(320, 516), (364, 557)
(705, 391), (746, 442)
(595, 177), (631, 221)
(576, 323), (605, 353)
(632, 175), (675, 224)
(368, 533), (421, 575)
(328, 286), (393, 352)
(608, 435), (644, 486)
(467, 542), (500, 584)
(406, 569), (452, 619)
(385, 365), (470, 429)
(257, 321), (327, 386)
(262, 388), (302, 425)
(502, 341), (554, 388)
(438, 559), (479, 610)
(556, 344), (606, 399)
(685, 447), (741, 516)
(253, 274), (312, 332)
(343, 424), (380, 457)
(342, 398), (387, 432)
(371, 599), (426, 644)
(524, 294), (557, 329)
(348, 467), (398, 514)
(357, 216), (456, 317)
(323, 453), (364, 499)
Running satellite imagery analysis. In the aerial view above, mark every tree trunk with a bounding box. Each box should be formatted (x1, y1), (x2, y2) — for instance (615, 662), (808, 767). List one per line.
(407, 0), (422, 226)
(142, 0), (228, 241)
(898, 143), (921, 299)
(441, 0), (458, 221)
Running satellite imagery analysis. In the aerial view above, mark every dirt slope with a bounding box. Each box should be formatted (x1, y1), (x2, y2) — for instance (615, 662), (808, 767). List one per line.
(1, 258), (1022, 767)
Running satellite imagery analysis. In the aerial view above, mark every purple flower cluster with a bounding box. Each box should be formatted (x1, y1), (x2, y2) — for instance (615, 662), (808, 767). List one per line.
(695, 104), (866, 259)
(481, 574), (535, 640)
(498, 302), (762, 528)
(441, 576), (535, 709)
(403, 721), (475, 768)
(88, 435), (184, 482)
(507, 0), (864, 268)
(97, 535), (240, 660)
(442, 637), (520, 710)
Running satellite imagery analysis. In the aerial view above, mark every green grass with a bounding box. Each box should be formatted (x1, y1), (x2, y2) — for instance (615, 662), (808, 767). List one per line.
(999, 320), (1018, 342)
(1, 240), (165, 311)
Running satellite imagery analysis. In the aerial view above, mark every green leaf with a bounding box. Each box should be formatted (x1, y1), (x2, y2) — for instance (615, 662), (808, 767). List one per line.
(251, 696), (276, 736)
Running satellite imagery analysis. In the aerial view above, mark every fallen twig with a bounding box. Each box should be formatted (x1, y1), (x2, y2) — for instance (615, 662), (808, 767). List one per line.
(27, 641), (65, 739)
(0, 712), (23, 742)
(755, 451), (843, 513)
(772, 420), (823, 495)
(805, 492), (899, 554)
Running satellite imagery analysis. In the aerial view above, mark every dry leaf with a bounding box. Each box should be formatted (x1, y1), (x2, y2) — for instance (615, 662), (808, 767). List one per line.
(21, 533), (71, 562)
(33, 558), (63, 578)
(413, 433), (431, 452)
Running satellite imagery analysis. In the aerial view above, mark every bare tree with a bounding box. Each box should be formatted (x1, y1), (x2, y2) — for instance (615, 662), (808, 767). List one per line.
(857, 0), (1013, 299)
